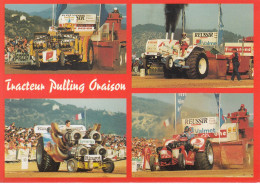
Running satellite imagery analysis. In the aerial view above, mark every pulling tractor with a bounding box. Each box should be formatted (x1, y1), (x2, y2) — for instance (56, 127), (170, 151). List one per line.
(34, 123), (114, 173)
(29, 14), (96, 69)
(142, 38), (209, 79)
(211, 104), (254, 168)
(150, 133), (214, 171)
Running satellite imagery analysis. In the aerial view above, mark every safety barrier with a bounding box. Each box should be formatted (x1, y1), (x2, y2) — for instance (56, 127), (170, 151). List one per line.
(132, 157), (143, 172)
(5, 148), (36, 162)
(106, 148), (126, 161)
(5, 52), (30, 64)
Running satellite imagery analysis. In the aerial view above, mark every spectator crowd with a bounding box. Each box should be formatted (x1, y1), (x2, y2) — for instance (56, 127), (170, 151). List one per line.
(5, 36), (29, 63)
(132, 137), (163, 159)
(5, 122), (126, 162)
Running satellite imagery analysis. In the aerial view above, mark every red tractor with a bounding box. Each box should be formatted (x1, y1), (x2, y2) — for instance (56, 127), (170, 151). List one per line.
(150, 134), (214, 171)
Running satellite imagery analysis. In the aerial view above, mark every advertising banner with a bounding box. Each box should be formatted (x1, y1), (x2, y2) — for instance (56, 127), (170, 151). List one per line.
(193, 32), (218, 46)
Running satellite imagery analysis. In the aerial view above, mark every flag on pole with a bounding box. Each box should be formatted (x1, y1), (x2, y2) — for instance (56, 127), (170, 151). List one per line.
(176, 93), (186, 123)
(163, 118), (171, 127)
(100, 4), (109, 27)
(55, 4), (67, 23)
(218, 4), (224, 45)
(75, 112), (85, 120)
(214, 93), (225, 127)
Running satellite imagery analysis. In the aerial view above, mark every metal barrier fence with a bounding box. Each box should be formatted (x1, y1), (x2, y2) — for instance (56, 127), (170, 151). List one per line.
(5, 148), (36, 162)
(5, 52), (30, 64)
(5, 148), (126, 162)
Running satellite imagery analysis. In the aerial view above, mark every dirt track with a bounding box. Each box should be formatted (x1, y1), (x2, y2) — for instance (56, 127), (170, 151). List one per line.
(132, 168), (253, 178)
(5, 63), (126, 74)
(132, 75), (253, 88)
(5, 160), (126, 178)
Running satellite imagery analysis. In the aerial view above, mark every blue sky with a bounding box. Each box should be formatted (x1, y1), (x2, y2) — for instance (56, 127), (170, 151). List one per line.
(132, 93), (253, 116)
(132, 4), (253, 37)
(5, 4), (51, 13)
(53, 99), (126, 113)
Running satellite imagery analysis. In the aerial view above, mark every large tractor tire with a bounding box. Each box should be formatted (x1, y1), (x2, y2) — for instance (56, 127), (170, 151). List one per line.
(163, 66), (172, 79)
(150, 156), (156, 171)
(86, 40), (94, 70)
(186, 49), (209, 79)
(117, 46), (126, 67)
(35, 52), (41, 69)
(178, 153), (186, 170)
(165, 56), (174, 70)
(60, 52), (65, 67)
(102, 158), (115, 173)
(244, 145), (253, 168)
(248, 61), (254, 79)
(36, 137), (60, 172)
(67, 158), (79, 172)
(194, 140), (214, 170)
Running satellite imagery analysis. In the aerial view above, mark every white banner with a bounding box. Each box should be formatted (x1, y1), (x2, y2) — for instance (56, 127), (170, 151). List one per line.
(5, 149), (17, 162)
(21, 156), (29, 169)
(193, 32), (218, 46)
(17, 149), (30, 160)
(59, 14), (96, 25)
(34, 125), (86, 134)
(29, 148), (36, 160)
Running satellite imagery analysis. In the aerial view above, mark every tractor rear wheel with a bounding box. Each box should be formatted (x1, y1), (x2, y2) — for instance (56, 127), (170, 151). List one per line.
(163, 66), (172, 79)
(150, 156), (156, 171)
(118, 46), (126, 67)
(36, 137), (60, 172)
(102, 158), (114, 173)
(60, 52), (65, 67)
(194, 140), (214, 170)
(186, 49), (209, 79)
(35, 52), (41, 69)
(86, 40), (94, 70)
(249, 61), (254, 79)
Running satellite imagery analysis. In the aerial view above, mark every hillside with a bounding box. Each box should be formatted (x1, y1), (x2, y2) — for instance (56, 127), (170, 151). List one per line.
(5, 5), (126, 40)
(30, 4), (126, 19)
(5, 8), (51, 40)
(5, 99), (126, 135)
(132, 96), (215, 139)
(132, 24), (243, 57)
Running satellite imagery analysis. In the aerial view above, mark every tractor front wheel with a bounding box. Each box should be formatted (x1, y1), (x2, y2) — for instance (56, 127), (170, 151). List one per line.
(35, 52), (41, 69)
(150, 156), (156, 171)
(102, 158), (114, 173)
(86, 40), (94, 70)
(67, 158), (79, 172)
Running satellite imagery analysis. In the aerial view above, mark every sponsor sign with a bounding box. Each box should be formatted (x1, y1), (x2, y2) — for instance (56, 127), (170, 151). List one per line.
(182, 117), (218, 135)
(193, 32), (218, 46)
(59, 14), (96, 25)
(79, 139), (95, 145)
(198, 129), (227, 138)
(42, 50), (57, 63)
(34, 125), (86, 134)
(84, 155), (101, 162)
(224, 42), (254, 56)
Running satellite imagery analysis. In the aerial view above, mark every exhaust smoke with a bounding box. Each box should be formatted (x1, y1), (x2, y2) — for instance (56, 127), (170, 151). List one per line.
(165, 4), (187, 39)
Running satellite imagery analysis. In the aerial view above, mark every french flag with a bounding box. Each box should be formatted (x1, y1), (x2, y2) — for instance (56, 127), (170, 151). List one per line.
(75, 112), (84, 120)
(163, 118), (171, 127)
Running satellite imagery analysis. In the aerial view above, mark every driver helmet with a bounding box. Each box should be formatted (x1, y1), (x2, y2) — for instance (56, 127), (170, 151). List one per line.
(182, 32), (187, 38)
(184, 126), (190, 132)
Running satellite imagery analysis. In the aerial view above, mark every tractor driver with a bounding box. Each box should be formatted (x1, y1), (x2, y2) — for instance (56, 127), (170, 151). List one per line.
(183, 126), (195, 140)
(180, 32), (190, 56)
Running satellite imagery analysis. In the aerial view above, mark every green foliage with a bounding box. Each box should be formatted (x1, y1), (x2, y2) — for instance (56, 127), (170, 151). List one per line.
(5, 99), (126, 135)
(132, 24), (244, 57)
(5, 8), (51, 40)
